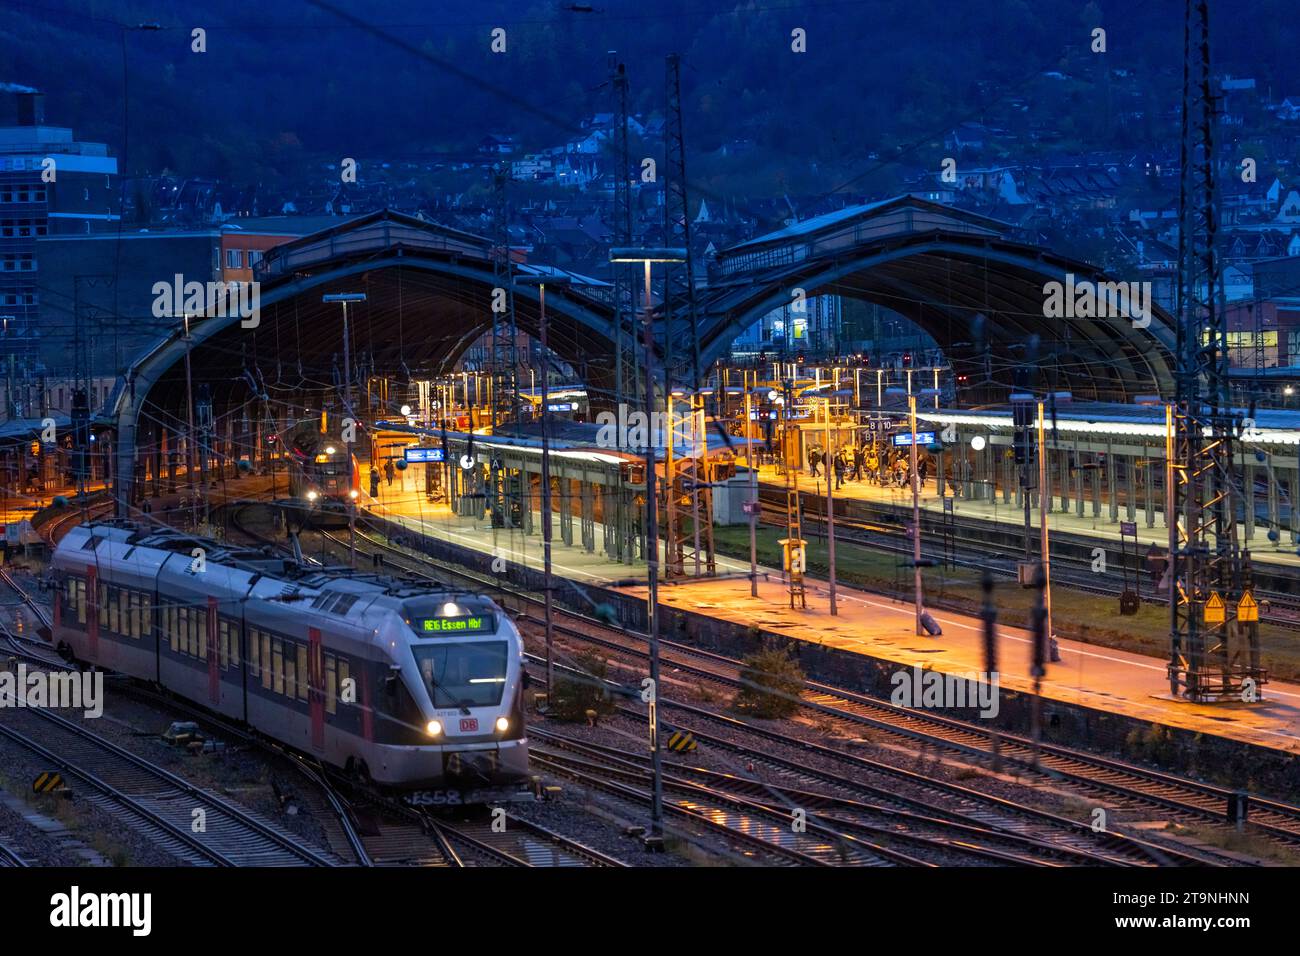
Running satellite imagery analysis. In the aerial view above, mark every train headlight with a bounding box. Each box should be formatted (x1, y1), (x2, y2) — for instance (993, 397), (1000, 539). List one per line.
(494, 716), (510, 733)
(426, 720), (443, 736)
(306, 490), (319, 501)
(348, 489), (359, 500)
(442, 601), (459, 616)
(325, 445), (337, 455)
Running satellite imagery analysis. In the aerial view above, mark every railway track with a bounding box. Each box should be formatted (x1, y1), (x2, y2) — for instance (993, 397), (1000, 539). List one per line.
(531, 728), (1083, 867)
(0, 699), (342, 866)
(525, 663), (1227, 867)
(300, 516), (1297, 863)
(433, 813), (626, 867)
(0, 839), (28, 867)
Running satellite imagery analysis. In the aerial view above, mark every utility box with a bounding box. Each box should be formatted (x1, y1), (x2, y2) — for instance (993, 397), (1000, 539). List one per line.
(711, 466), (755, 525)
(1017, 561), (1038, 587)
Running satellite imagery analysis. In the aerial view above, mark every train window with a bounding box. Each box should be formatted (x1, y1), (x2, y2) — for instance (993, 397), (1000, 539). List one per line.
(337, 659), (351, 707)
(248, 628), (260, 677)
(218, 621), (229, 669)
(190, 609), (201, 658)
(108, 588), (119, 635)
(169, 606), (180, 653)
(332, 594), (358, 616)
(260, 633), (272, 690)
(141, 595), (151, 638)
(325, 655), (337, 714)
(125, 592), (136, 639)
(272, 639), (285, 696)
(296, 645), (309, 701)
(97, 584), (107, 629)
(177, 607), (187, 655)
(74, 580), (86, 626)
(284, 643), (298, 699)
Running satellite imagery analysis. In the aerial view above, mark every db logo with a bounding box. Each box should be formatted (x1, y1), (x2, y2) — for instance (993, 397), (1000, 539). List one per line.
(459, 718), (479, 732)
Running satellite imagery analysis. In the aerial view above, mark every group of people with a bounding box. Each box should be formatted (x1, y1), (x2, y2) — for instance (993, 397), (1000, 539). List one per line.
(806, 443), (934, 492)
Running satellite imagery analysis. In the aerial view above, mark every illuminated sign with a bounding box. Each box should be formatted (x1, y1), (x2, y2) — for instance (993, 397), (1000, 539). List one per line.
(892, 431), (936, 447)
(547, 402), (575, 412)
(405, 446), (446, 463)
(419, 614), (495, 635)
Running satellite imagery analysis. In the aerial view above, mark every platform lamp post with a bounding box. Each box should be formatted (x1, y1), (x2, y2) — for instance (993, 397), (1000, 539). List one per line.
(909, 392), (922, 635)
(821, 394), (838, 615)
(514, 274), (570, 702)
(182, 313), (199, 529)
(744, 375), (758, 598)
(1037, 399), (1054, 653)
(887, 386), (923, 634)
(323, 293), (367, 569)
(609, 246), (687, 851)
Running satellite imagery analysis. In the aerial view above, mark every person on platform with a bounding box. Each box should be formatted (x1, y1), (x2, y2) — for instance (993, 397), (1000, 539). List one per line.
(808, 446), (822, 478)
(917, 457), (930, 490)
(1145, 542), (1167, 588)
(833, 450), (846, 490)
(852, 444), (865, 482)
(384, 459), (396, 486)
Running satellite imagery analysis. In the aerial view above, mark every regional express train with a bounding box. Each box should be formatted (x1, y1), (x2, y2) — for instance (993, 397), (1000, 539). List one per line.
(286, 428), (357, 527)
(50, 523), (530, 792)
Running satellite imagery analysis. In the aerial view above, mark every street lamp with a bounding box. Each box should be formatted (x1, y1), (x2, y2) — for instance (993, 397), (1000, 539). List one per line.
(608, 246), (686, 851)
(514, 273), (571, 703)
(822, 394), (838, 615)
(744, 378), (759, 598)
(323, 293), (367, 568)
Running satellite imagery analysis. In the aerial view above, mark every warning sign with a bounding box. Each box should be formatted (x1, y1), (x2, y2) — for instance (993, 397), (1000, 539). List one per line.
(32, 772), (63, 794)
(666, 731), (697, 753)
(1204, 592), (1226, 625)
(1237, 592), (1259, 624)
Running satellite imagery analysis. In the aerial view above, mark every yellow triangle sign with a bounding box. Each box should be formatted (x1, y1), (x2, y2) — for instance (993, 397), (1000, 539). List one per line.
(1237, 592), (1259, 623)
(1205, 591), (1226, 624)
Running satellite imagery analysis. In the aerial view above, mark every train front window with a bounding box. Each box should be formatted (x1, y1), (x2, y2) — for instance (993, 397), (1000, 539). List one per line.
(411, 642), (509, 709)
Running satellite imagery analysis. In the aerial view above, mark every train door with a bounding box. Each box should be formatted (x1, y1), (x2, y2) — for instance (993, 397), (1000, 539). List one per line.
(308, 627), (324, 751)
(207, 597), (220, 705)
(86, 564), (99, 657)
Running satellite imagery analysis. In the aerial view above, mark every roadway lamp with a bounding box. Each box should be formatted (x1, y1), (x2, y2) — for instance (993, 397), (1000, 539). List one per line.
(608, 247), (687, 263)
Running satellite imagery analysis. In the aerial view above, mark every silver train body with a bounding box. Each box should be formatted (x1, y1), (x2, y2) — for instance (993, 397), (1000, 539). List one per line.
(50, 523), (529, 790)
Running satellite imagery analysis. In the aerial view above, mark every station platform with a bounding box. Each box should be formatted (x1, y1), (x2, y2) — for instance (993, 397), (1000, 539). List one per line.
(753, 463), (1300, 571)
(365, 484), (1300, 757)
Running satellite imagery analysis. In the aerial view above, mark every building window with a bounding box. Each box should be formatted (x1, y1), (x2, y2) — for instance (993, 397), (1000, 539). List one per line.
(226, 249), (243, 269)
(247, 250), (263, 268)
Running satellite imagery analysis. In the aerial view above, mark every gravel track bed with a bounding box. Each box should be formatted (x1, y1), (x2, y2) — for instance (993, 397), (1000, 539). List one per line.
(525, 627), (1279, 864)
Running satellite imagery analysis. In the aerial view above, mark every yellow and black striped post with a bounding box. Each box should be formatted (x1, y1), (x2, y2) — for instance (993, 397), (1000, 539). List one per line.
(32, 772), (63, 794)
